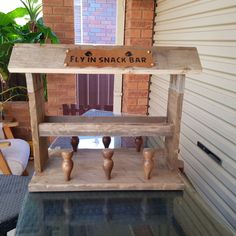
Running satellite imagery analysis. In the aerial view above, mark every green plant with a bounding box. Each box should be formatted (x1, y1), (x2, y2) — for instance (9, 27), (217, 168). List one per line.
(0, 7), (28, 81)
(0, 86), (28, 102)
(0, 0), (59, 100)
(0, 0), (59, 80)
(0, 86), (28, 119)
(20, 0), (59, 43)
(20, 0), (42, 30)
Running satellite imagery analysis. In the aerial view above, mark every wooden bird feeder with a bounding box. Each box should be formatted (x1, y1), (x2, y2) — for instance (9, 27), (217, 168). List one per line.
(8, 44), (202, 192)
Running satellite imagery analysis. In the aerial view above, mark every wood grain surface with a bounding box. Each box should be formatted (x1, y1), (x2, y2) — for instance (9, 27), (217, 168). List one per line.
(9, 44), (202, 74)
(29, 148), (184, 192)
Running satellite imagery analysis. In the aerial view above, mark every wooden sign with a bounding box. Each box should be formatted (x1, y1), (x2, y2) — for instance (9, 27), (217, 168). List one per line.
(64, 48), (154, 68)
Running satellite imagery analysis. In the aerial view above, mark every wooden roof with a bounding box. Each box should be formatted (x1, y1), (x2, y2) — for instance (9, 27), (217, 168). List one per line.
(8, 44), (202, 75)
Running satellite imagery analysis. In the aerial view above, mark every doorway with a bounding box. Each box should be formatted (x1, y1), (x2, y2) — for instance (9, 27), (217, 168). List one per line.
(74, 0), (124, 113)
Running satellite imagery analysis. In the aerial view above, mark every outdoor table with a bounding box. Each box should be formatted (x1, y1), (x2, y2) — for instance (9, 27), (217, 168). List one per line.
(15, 187), (235, 236)
(0, 175), (30, 236)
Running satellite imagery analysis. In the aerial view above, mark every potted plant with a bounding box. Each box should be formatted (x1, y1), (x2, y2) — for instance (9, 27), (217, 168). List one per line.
(0, 0), (59, 91)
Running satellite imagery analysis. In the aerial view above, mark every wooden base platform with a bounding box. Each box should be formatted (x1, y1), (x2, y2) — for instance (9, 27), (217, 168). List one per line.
(29, 149), (184, 192)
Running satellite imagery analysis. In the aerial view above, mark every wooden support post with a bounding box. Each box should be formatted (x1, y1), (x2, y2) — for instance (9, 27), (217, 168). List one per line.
(143, 148), (155, 180)
(102, 149), (114, 180)
(61, 151), (74, 181)
(165, 74), (185, 170)
(26, 73), (48, 173)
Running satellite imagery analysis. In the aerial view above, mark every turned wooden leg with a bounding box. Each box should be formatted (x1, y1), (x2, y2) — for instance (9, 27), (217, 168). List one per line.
(143, 148), (155, 180)
(71, 136), (79, 152)
(102, 149), (114, 180)
(135, 136), (143, 152)
(61, 151), (74, 181)
(102, 136), (111, 148)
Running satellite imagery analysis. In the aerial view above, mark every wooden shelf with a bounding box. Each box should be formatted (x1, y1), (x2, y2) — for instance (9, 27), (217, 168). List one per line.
(39, 116), (173, 137)
(7, 44), (202, 188)
(29, 149), (184, 192)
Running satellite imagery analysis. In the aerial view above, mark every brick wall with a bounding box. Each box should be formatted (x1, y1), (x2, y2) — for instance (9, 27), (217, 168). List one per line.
(42, 0), (155, 115)
(4, 102), (31, 140)
(45, 74), (76, 115)
(74, 0), (116, 44)
(122, 0), (155, 115)
(43, 0), (76, 115)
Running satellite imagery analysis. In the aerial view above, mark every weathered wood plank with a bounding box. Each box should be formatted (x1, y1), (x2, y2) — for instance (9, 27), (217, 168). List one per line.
(39, 122), (174, 137)
(0, 150), (12, 174)
(8, 44), (202, 74)
(165, 74), (185, 170)
(2, 121), (19, 128)
(45, 115), (167, 123)
(29, 149), (184, 192)
(26, 73), (48, 173)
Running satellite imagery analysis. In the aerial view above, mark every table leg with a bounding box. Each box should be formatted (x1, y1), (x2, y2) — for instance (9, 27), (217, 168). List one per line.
(102, 136), (111, 148)
(70, 136), (79, 152)
(135, 136), (143, 152)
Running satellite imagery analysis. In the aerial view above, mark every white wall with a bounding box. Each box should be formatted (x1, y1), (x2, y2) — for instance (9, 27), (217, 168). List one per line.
(0, 0), (23, 13)
(0, 0), (42, 25)
(149, 0), (236, 230)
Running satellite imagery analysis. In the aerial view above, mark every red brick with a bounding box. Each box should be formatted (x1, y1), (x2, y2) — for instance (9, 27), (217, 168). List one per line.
(53, 31), (65, 40)
(126, 38), (152, 46)
(43, 0), (63, 6)
(138, 82), (149, 90)
(47, 90), (59, 98)
(64, 15), (74, 23)
(127, 98), (137, 105)
(142, 10), (154, 20)
(141, 29), (153, 38)
(47, 97), (58, 104)
(126, 10), (142, 19)
(64, 0), (73, 6)
(141, 1), (154, 9)
(43, 6), (53, 14)
(53, 7), (73, 15)
(125, 29), (141, 38)
(138, 98), (148, 105)
(4, 101), (31, 140)
(57, 84), (75, 90)
(59, 97), (76, 104)
(125, 105), (147, 114)
(46, 108), (58, 116)
(44, 15), (64, 23)
(60, 38), (74, 44)
(124, 75), (149, 82)
(64, 31), (74, 38)
(126, 1), (142, 10)
(126, 82), (138, 89)
(54, 23), (74, 31)
(43, 22), (54, 29)
(125, 90), (148, 97)
(127, 20), (153, 29)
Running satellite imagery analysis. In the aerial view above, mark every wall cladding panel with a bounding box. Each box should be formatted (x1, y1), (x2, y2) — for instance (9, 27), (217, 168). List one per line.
(149, 0), (236, 229)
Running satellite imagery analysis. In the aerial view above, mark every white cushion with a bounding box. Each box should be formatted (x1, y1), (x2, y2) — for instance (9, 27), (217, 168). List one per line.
(0, 139), (30, 175)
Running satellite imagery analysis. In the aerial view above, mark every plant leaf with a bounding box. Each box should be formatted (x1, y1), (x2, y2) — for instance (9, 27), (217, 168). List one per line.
(7, 7), (28, 20)
(0, 13), (14, 26)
